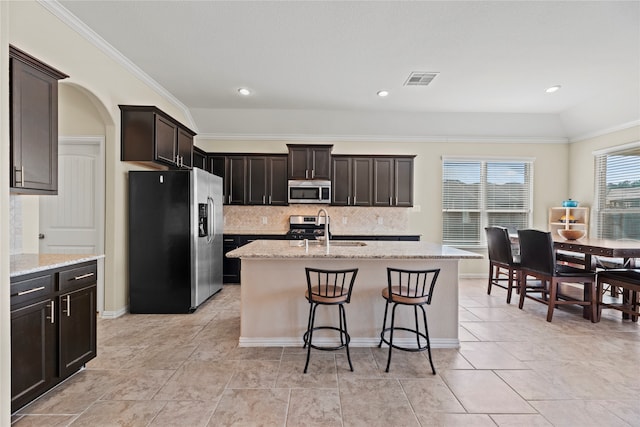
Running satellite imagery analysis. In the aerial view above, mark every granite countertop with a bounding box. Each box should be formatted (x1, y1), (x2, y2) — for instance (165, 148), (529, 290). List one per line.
(226, 239), (481, 260)
(10, 253), (105, 277)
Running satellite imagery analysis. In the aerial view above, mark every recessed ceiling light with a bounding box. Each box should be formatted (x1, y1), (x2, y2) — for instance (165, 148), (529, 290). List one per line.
(545, 85), (562, 93)
(377, 90), (389, 97)
(238, 88), (251, 96)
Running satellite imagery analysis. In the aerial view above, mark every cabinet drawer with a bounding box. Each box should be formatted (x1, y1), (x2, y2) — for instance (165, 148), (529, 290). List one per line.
(10, 275), (53, 307)
(58, 263), (97, 292)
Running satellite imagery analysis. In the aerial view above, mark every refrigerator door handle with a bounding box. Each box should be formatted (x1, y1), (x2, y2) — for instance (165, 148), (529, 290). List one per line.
(207, 196), (215, 244)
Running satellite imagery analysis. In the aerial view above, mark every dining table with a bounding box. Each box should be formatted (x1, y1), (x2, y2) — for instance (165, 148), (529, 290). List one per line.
(553, 236), (640, 320)
(553, 236), (640, 270)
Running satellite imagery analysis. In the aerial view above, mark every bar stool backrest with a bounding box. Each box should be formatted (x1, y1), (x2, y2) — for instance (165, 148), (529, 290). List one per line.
(305, 268), (358, 303)
(517, 229), (555, 275)
(387, 268), (440, 305)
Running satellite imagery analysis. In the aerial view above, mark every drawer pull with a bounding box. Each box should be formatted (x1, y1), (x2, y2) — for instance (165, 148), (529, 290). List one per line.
(17, 286), (45, 296)
(64, 296), (71, 317)
(73, 273), (95, 281)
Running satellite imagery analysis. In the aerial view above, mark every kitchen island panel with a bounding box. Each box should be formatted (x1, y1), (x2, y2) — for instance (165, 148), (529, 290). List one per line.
(230, 240), (479, 348)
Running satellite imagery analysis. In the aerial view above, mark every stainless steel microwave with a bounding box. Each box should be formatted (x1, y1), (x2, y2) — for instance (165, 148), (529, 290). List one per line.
(288, 180), (331, 204)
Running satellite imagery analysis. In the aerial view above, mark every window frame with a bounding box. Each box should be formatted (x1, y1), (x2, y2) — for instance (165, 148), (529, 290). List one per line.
(593, 141), (640, 240)
(442, 156), (534, 248)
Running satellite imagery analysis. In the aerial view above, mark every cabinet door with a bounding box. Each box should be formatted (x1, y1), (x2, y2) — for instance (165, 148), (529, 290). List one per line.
(288, 146), (309, 179)
(192, 148), (207, 171)
(332, 157), (352, 205)
(352, 157), (373, 206)
(223, 236), (241, 283)
(227, 156), (246, 204)
(310, 147), (331, 180)
(394, 158), (413, 207)
(154, 114), (178, 165)
(177, 128), (193, 169)
(10, 58), (58, 194)
(11, 299), (56, 412)
(268, 156), (288, 205)
(59, 286), (97, 378)
(247, 156), (268, 205)
(373, 158), (394, 206)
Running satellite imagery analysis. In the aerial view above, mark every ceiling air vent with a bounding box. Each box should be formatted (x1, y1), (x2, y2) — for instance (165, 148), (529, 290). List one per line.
(404, 72), (439, 87)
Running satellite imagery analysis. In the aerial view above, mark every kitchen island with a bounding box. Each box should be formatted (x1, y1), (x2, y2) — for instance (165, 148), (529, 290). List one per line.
(227, 240), (481, 348)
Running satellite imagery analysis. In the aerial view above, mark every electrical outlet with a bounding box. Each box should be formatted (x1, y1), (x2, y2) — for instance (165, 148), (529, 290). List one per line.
(262, 216), (268, 225)
(377, 217), (384, 225)
(342, 216), (348, 225)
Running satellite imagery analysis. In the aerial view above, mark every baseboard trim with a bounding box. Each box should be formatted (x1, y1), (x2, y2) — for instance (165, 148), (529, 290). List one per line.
(100, 306), (127, 319)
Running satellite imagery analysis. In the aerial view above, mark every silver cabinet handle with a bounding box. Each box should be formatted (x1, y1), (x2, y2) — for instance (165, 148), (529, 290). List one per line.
(73, 273), (94, 281)
(47, 300), (55, 324)
(354, 196), (357, 205)
(389, 197), (392, 205)
(268, 195), (272, 204)
(311, 169), (315, 178)
(17, 286), (46, 296)
(305, 170), (309, 179)
(14, 166), (24, 187)
(63, 295), (71, 317)
(263, 195), (266, 204)
(348, 196), (351, 205)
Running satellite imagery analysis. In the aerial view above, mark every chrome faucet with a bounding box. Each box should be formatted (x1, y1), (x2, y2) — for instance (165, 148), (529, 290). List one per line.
(316, 208), (330, 252)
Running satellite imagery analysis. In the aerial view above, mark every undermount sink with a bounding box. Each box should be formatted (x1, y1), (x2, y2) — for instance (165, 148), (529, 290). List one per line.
(291, 240), (367, 247)
(329, 241), (367, 247)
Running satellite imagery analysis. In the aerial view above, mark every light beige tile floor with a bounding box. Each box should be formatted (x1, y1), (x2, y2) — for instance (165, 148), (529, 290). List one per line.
(11, 278), (640, 426)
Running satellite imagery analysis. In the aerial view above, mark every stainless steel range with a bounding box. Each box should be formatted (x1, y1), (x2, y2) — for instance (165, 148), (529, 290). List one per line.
(286, 215), (330, 240)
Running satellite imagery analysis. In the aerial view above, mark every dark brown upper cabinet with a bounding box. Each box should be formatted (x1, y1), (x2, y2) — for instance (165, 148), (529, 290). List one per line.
(210, 154), (247, 205)
(287, 144), (332, 180)
(373, 156), (415, 207)
(192, 146), (209, 171)
(10, 45), (68, 195)
(247, 155), (288, 205)
(332, 156), (373, 206)
(120, 105), (195, 169)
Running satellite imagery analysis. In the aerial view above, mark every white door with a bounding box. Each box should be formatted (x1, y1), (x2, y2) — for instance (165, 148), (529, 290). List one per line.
(39, 136), (105, 312)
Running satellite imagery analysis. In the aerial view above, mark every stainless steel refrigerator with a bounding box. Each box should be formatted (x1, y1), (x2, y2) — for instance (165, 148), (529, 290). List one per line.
(128, 168), (223, 313)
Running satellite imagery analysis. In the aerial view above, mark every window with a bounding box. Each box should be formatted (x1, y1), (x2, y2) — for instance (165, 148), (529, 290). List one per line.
(594, 143), (640, 240)
(442, 158), (533, 247)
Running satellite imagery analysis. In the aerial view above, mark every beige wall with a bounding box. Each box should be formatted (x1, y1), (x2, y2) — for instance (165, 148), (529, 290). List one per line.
(1, 2), (11, 423)
(7, 1), (193, 318)
(568, 126), (640, 236)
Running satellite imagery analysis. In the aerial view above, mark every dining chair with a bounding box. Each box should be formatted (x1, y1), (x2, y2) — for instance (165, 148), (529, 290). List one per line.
(485, 226), (521, 303)
(303, 267), (358, 373)
(517, 229), (597, 322)
(378, 267), (440, 373)
(596, 269), (640, 322)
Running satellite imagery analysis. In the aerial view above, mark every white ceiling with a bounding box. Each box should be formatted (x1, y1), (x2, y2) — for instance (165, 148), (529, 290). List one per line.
(56, 1), (640, 141)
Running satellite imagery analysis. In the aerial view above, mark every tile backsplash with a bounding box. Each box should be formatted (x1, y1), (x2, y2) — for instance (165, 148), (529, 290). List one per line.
(223, 204), (410, 235)
(10, 195), (23, 255)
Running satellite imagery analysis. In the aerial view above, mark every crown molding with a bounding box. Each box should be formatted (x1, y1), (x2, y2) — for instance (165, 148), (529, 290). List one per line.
(39, 0), (198, 132)
(570, 120), (640, 143)
(196, 133), (568, 144)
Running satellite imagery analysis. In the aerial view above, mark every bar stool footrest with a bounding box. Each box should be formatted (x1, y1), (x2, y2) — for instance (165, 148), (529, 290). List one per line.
(380, 327), (430, 352)
(303, 326), (350, 351)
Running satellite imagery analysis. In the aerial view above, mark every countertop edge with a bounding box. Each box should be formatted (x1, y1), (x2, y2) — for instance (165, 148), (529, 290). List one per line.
(10, 254), (105, 277)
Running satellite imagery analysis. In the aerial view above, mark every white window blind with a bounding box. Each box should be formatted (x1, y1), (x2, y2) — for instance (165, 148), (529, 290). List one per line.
(594, 144), (640, 240)
(442, 159), (532, 246)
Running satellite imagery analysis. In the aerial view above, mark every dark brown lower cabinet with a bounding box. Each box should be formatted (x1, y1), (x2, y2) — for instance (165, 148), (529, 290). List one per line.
(10, 261), (98, 412)
(10, 299), (56, 411)
(59, 285), (97, 378)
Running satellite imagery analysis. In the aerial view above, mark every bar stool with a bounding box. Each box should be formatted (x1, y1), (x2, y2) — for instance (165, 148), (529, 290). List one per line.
(303, 267), (358, 373)
(378, 267), (440, 373)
